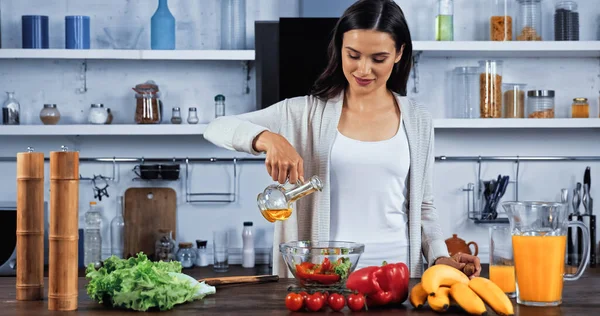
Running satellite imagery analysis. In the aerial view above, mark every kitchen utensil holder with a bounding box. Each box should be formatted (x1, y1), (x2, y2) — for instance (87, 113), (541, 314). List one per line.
(132, 159), (180, 181)
(185, 158), (237, 203)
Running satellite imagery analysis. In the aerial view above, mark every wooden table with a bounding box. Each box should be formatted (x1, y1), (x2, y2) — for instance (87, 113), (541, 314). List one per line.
(1, 265), (599, 315)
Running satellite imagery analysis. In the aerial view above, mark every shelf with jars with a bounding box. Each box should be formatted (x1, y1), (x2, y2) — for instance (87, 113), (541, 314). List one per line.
(434, 118), (600, 129)
(0, 49), (255, 61)
(0, 124), (208, 136)
(413, 41), (600, 58)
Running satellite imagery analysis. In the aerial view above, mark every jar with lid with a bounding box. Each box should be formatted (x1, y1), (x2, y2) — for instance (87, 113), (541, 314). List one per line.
(555, 1), (579, 41)
(502, 83), (527, 118)
(478, 60), (503, 118)
(171, 107), (182, 124)
(571, 97), (588, 118)
(516, 0), (542, 41)
(435, 0), (453, 41)
(176, 242), (196, 268)
(215, 94), (226, 118)
(187, 107), (199, 124)
(452, 66), (479, 118)
(105, 108), (113, 124)
(88, 103), (108, 124)
(527, 90), (555, 118)
(195, 240), (209, 267)
(40, 104), (61, 125)
(133, 80), (161, 124)
(154, 229), (176, 262)
(490, 0), (512, 41)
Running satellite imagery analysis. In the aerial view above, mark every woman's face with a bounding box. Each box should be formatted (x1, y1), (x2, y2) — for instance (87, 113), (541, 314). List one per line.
(341, 29), (403, 96)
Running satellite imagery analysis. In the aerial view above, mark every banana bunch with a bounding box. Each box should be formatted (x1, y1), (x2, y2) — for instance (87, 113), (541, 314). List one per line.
(409, 265), (514, 316)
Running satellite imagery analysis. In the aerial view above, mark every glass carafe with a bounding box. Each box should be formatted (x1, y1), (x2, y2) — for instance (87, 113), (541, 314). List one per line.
(501, 201), (590, 306)
(2, 91), (20, 125)
(257, 175), (323, 223)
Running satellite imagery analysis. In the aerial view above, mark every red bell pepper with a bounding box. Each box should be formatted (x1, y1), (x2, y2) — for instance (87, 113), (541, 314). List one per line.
(295, 259), (342, 285)
(345, 261), (409, 307)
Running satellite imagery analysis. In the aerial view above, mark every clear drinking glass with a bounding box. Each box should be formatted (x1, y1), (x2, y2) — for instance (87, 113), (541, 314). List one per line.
(489, 226), (516, 298)
(501, 201), (590, 306)
(213, 231), (229, 272)
(452, 66), (480, 118)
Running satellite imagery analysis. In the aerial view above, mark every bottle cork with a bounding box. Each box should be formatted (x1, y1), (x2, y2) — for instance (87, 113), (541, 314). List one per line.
(48, 146), (79, 311)
(16, 147), (45, 301)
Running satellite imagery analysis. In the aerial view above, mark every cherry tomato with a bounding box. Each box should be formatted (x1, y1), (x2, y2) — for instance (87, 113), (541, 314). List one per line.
(328, 293), (346, 312)
(347, 293), (365, 312)
(285, 293), (304, 312)
(305, 293), (325, 312)
(299, 291), (309, 301)
(321, 291), (329, 304)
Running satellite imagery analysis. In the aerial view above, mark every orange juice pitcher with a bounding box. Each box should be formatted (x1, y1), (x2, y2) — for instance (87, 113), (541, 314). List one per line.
(257, 175), (323, 223)
(502, 201), (590, 307)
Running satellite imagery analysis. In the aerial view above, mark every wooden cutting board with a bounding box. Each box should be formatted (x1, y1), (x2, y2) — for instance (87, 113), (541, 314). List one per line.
(124, 187), (177, 259)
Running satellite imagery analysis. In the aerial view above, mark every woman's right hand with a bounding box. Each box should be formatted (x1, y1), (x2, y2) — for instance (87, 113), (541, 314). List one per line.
(253, 131), (304, 184)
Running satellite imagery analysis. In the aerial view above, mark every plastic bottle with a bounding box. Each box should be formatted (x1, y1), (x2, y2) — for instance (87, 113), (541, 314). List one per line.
(242, 222), (255, 268)
(84, 202), (103, 267)
(110, 196), (125, 258)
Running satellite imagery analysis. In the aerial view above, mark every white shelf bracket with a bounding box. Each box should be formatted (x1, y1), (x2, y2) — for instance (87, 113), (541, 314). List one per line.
(78, 60), (88, 94)
(412, 51), (422, 94)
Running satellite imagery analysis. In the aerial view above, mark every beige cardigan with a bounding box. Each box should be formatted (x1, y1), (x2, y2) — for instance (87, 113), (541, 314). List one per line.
(203, 91), (449, 277)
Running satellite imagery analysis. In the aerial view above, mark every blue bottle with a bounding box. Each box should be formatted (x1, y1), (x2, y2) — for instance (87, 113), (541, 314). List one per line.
(151, 0), (175, 50)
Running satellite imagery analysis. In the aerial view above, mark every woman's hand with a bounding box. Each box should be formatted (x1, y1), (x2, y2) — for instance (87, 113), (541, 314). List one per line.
(253, 131), (304, 184)
(434, 253), (482, 279)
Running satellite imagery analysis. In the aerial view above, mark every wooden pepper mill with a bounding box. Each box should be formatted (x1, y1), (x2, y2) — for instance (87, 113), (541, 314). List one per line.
(16, 147), (44, 301)
(48, 146), (79, 311)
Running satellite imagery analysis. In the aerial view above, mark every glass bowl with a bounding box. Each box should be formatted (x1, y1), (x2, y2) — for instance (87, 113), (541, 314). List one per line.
(103, 26), (143, 49)
(279, 241), (364, 290)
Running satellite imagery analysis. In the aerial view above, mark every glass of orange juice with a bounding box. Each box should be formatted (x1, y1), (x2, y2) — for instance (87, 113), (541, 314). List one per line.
(502, 201), (591, 307)
(489, 225), (516, 298)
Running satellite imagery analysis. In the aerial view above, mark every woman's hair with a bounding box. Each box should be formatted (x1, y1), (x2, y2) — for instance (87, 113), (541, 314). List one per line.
(310, 0), (413, 100)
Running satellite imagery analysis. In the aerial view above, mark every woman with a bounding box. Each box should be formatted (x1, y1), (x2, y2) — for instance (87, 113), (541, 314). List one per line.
(204, 0), (481, 278)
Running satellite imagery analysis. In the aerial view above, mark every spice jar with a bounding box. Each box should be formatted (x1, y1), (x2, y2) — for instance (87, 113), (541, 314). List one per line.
(195, 240), (209, 267)
(478, 60), (503, 118)
(516, 0), (543, 41)
(154, 229), (176, 262)
(105, 108), (113, 124)
(187, 107), (199, 124)
(571, 97), (589, 118)
(176, 242), (196, 268)
(490, 0), (512, 41)
(39, 104), (61, 125)
(555, 1), (579, 41)
(134, 80), (161, 124)
(88, 103), (108, 124)
(527, 90), (555, 118)
(436, 0), (454, 41)
(503, 83), (526, 118)
(171, 107), (182, 124)
(215, 94), (226, 118)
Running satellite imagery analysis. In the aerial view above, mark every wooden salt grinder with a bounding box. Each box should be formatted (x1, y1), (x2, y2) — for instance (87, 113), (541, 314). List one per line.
(48, 146), (79, 311)
(16, 147), (44, 301)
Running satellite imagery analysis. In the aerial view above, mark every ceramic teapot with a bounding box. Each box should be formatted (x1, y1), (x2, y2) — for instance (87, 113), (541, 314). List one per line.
(445, 234), (478, 256)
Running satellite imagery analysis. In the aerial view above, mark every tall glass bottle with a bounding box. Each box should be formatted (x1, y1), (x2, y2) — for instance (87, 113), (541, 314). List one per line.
(436, 0), (454, 41)
(2, 92), (20, 125)
(151, 0), (176, 50)
(257, 175), (324, 222)
(111, 196), (125, 258)
(84, 202), (103, 267)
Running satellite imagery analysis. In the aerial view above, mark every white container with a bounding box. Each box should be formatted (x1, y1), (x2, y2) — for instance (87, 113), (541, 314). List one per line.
(88, 103), (108, 124)
(242, 221), (255, 268)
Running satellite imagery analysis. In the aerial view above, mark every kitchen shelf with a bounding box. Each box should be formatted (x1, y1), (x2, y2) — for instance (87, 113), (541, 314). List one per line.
(413, 41), (600, 58)
(0, 49), (255, 61)
(0, 124), (207, 136)
(434, 118), (600, 129)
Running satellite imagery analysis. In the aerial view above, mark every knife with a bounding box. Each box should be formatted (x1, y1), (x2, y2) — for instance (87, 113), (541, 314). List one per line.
(584, 167), (592, 215)
(573, 183), (581, 216)
(583, 184), (589, 215)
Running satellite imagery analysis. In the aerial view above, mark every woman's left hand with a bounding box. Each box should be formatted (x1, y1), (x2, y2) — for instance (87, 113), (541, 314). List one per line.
(434, 253), (481, 279)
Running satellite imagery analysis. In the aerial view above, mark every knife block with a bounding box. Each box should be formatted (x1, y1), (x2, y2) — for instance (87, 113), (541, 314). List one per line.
(567, 214), (596, 268)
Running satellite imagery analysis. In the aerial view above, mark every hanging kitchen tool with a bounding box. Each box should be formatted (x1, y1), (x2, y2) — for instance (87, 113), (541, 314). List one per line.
(584, 166), (592, 215)
(582, 166), (595, 267)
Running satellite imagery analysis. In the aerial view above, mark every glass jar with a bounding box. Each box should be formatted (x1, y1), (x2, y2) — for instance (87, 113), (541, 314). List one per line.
(554, 1), (579, 41)
(171, 107), (182, 124)
(452, 66), (480, 118)
(502, 83), (527, 118)
(221, 0), (246, 49)
(516, 0), (542, 41)
(2, 91), (20, 125)
(39, 104), (61, 125)
(187, 107), (199, 124)
(105, 108), (113, 124)
(491, 0), (513, 41)
(154, 229), (176, 262)
(176, 242), (196, 268)
(435, 0), (454, 41)
(527, 90), (555, 118)
(215, 94), (226, 118)
(478, 60), (503, 118)
(571, 97), (589, 118)
(135, 93), (161, 124)
(88, 103), (108, 124)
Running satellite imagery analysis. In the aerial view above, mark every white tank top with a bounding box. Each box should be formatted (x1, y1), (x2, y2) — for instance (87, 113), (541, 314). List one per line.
(329, 116), (410, 269)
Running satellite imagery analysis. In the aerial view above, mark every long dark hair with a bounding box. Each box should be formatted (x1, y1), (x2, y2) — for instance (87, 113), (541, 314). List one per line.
(310, 0), (413, 100)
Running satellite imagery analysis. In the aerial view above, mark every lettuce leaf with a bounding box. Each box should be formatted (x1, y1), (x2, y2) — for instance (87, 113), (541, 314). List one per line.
(85, 253), (215, 312)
